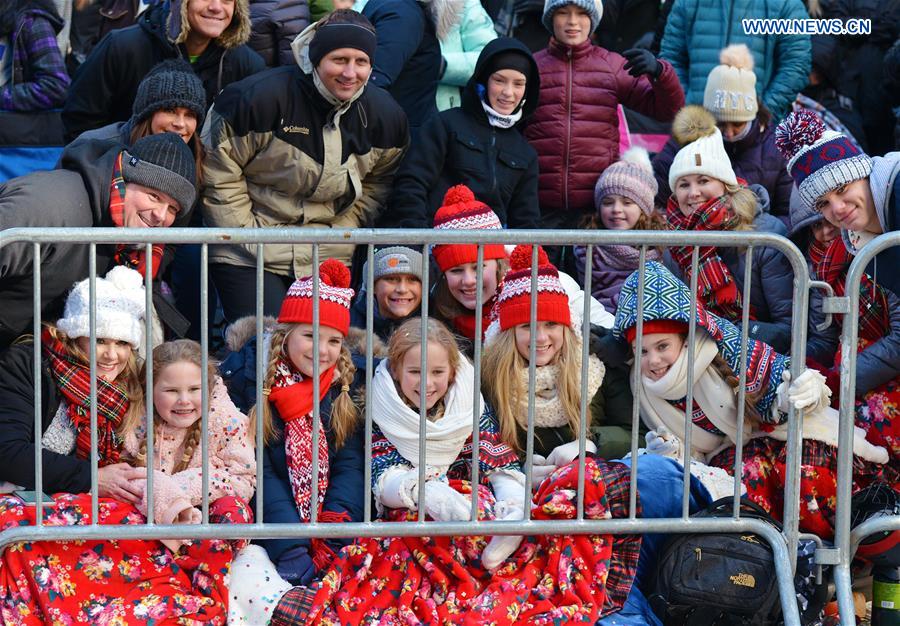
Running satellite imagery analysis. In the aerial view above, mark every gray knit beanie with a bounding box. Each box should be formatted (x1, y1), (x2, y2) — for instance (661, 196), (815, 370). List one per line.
(131, 60), (207, 129)
(594, 147), (657, 216)
(372, 246), (424, 282)
(122, 132), (197, 212)
(542, 0), (603, 33)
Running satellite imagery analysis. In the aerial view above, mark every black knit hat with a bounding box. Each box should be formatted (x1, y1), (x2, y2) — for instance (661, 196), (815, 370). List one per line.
(479, 50), (532, 84)
(122, 132), (197, 212)
(131, 60), (207, 129)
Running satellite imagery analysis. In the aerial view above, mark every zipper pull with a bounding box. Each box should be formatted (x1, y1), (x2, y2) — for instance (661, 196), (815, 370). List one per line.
(694, 547), (702, 561)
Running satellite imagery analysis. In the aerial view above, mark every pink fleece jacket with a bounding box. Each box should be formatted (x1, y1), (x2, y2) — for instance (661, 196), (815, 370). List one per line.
(124, 376), (257, 527)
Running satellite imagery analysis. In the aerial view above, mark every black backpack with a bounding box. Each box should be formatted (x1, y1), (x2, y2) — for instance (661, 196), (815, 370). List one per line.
(647, 497), (783, 626)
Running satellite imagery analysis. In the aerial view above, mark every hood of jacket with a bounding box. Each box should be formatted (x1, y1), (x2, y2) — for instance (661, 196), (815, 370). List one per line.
(290, 20), (368, 114)
(140, 0), (251, 52)
(461, 37), (539, 126)
(0, 0), (63, 34)
(59, 137), (196, 228)
(613, 260), (724, 343)
(842, 151), (900, 253)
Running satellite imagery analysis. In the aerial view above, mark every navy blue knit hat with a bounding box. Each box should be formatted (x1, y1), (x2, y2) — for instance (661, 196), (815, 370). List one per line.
(122, 132), (197, 212)
(131, 60), (207, 130)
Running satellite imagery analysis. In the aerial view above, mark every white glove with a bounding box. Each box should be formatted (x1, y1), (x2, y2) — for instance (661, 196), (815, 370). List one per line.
(545, 439), (598, 467)
(481, 500), (525, 570)
(645, 428), (683, 459)
(530, 454), (557, 486)
(420, 480), (472, 522)
(788, 369), (831, 414)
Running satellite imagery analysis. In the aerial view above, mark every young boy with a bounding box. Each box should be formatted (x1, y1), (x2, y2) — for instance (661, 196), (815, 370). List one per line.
(524, 0), (684, 255)
(350, 246), (424, 342)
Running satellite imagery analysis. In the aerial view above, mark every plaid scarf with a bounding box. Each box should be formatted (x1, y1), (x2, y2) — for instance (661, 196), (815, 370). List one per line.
(666, 194), (747, 320)
(108, 153), (166, 278)
(42, 329), (127, 465)
(808, 237), (889, 342)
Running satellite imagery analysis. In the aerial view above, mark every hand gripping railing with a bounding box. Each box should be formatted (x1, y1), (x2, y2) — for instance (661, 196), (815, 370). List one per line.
(832, 231), (900, 625)
(0, 227), (813, 624)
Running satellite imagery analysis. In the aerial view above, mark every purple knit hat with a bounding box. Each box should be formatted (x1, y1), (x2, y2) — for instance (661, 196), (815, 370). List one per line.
(593, 147), (658, 216)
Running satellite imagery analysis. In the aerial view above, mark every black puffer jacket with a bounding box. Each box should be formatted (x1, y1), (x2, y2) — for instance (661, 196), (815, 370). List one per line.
(62, 1), (265, 141)
(383, 37), (541, 229)
(248, 0), (309, 67)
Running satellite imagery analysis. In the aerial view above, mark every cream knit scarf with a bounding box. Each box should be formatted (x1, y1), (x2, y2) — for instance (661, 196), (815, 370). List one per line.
(515, 356), (605, 428)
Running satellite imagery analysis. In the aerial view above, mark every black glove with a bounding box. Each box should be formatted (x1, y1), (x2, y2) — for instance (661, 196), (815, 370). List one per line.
(588, 324), (631, 368)
(622, 48), (662, 79)
(275, 545), (316, 586)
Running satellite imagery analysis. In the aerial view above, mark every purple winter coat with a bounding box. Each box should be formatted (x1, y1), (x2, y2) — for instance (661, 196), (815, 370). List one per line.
(651, 119), (794, 229)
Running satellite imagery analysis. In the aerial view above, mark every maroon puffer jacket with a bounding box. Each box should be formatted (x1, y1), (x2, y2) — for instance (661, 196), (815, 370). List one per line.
(525, 38), (684, 216)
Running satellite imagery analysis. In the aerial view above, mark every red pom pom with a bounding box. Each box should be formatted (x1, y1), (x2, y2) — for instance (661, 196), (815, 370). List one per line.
(509, 245), (550, 271)
(319, 259), (350, 288)
(775, 110), (826, 160)
(442, 184), (476, 206)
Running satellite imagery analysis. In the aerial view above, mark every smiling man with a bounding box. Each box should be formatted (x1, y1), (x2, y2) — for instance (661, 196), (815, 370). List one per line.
(776, 109), (900, 298)
(201, 10), (409, 323)
(0, 132), (197, 348)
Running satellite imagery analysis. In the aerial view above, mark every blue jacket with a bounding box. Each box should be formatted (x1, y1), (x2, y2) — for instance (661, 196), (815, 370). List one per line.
(659, 0), (811, 120)
(219, 334), (366, 572)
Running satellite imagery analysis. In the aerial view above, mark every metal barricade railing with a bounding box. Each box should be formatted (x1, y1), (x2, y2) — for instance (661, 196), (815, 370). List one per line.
(833, 231), (900, 625)
(0, 227), (815, 624)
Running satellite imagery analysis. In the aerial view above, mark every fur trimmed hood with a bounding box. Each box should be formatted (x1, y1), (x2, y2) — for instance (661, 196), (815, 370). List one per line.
(165, 0), (252, 50)
(426, 0), (465, 42)
(225, 315), (387, 358)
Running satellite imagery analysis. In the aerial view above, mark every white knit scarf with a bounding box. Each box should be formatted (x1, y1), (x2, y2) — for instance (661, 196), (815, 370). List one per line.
(636, 331), (744, 458)
(371, 355), (480, 472)
(515, 356), (605, 428)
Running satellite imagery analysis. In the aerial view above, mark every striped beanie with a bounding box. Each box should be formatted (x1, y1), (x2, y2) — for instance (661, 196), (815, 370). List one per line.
(498, 245), (571, 330)
(775, 110), (872, 211)
(432, 184), (506, 273)
(278, 259), (355, 335)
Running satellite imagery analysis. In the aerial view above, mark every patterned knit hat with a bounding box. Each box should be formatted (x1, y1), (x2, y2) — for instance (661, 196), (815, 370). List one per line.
(278, 259), (355, 335)
(775, 110), (873, 211)
(594, 147), (658, 216)
(703, 45), (758, 123)
(57, 266), (147, 348)
(498, 245), (571, 330)
(542, 0), (603, 33)
(668, 105), (738, 191)
(122, 132), (197, 212)
(131, 60), (207, 129)
(432, 185), (506, 273)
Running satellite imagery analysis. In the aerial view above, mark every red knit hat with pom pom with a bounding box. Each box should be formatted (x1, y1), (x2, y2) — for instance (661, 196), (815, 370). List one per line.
(278, 259), (355, 335)
(432, 184), (506, 273)
(497, 245), (570, 330)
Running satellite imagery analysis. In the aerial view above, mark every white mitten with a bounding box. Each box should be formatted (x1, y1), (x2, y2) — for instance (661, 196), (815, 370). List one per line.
(421, 480), (472, 522)
(545, 439), (598, 467)
(788, 369), (831, 414)
(530, 454), (557, 486)
(227, 545), (293, 626)
(377, 466), (420, 511)
(645, 428), (683, 459)
(481, 502), (525, 569)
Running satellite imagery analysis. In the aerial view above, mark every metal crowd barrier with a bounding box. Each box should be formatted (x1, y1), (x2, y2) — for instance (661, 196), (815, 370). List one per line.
(0, 227), (815, 624)
(833, 231), (900, 625)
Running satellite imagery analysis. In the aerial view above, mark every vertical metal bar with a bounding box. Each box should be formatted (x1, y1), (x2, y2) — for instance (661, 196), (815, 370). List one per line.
(200, 243), (210, 522)
(145, 243), (155, 525)
(32, 243), (42, 525)
(255, 244), (265, 524)
(628, 246), (647, 519)
(523, 245), (539, 520)
(363, 244), (375, 523)
(682, 246), (700, 519)
(89, 244), (98, 523)
(733, 246), (753, 516)
(471, 244), (484, 520)
(417, 243), (431, 522)
(311, 245), (321, 524)
(576, 244), (592, 519)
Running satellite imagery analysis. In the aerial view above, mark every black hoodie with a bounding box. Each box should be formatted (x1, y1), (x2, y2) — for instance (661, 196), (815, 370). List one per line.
(383, 37), (542, 229)
(62, 1), (264, 141)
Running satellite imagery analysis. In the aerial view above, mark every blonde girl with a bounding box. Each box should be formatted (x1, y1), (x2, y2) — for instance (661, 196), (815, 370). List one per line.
(664, 104), (794, 353)
(121, 339), (255, 546)
(242, 259), (364, 586)
(482, 245), (606, 483)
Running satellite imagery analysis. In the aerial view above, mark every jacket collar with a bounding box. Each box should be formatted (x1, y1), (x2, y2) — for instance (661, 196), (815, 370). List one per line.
(548, 37), (593, 61)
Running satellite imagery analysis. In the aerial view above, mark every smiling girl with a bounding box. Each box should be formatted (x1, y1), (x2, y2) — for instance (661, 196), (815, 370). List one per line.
(664, 104), (794, 354)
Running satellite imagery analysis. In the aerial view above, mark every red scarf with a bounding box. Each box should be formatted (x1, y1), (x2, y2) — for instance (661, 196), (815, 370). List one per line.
(666, 194), (749, 321)
(42, 329), (128, 465)
(808, 237), (889, 342)
(108, 152), (166, 278)
(451, 295), (497, 341)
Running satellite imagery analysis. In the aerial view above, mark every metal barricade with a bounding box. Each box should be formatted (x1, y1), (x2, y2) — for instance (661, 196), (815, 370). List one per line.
(832, 231), (900, 625)
(0, 226), (815, 624)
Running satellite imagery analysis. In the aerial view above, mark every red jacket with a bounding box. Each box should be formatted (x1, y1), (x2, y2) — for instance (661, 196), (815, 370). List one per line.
(525, 38), (684, 216)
